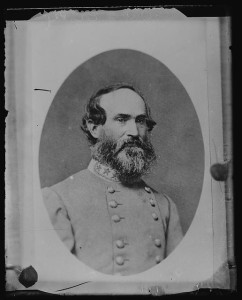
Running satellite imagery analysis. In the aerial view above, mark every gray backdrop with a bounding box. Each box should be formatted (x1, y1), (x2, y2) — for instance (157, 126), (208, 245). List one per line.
(39, 49), (204, 235)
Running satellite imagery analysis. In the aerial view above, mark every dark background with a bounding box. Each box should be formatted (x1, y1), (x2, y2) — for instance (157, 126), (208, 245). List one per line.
(39, 49), (204, 235)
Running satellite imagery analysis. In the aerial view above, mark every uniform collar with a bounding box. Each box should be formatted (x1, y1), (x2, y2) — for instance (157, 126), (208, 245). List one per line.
(88, 159), (121, 183)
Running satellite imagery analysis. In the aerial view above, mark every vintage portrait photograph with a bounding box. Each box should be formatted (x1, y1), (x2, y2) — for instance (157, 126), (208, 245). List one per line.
(39, 48), (204, 277)
(5, 8), (233, 295)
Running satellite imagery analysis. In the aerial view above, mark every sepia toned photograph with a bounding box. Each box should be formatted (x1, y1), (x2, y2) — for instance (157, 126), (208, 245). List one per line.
(5, 8), (233, 295)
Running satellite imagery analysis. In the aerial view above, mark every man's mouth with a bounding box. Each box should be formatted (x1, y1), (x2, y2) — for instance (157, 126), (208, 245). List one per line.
(117, 142), (143, 153)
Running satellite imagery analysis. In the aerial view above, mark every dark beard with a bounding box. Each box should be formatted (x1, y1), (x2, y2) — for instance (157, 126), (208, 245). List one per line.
(91, 133), (156, 184)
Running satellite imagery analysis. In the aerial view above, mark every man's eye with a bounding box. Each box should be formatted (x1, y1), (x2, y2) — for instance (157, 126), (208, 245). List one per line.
(117, 118), (126, 123)
(136, 118), (146, 125)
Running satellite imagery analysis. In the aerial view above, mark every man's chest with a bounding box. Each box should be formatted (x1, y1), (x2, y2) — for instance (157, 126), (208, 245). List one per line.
(63, 184), (168, 275)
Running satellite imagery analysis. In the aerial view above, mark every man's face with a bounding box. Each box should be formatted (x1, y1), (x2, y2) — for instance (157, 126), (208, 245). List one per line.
(99, 88), (148, 141)
(91, 88), (156, 183)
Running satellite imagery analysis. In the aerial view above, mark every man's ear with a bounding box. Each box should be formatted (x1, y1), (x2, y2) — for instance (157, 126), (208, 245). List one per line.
(86, 120), (102, 139)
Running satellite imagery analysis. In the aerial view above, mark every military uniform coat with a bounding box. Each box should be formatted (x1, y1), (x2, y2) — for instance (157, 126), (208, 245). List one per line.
(42, 160), (183, 275)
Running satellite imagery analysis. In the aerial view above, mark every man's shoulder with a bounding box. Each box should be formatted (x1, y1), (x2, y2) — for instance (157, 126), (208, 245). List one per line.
(44, 169), (98, 194)
(42, 169), (109, 210)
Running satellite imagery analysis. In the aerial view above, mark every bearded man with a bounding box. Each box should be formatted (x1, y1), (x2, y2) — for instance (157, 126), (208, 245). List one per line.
(42, 83), (183, 276)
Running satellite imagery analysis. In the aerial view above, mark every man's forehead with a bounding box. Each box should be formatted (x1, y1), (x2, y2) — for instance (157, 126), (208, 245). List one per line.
(99, 88), (146, 116)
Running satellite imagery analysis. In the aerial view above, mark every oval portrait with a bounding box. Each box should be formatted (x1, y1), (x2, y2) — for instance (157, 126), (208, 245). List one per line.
(39, 49), (204, 276)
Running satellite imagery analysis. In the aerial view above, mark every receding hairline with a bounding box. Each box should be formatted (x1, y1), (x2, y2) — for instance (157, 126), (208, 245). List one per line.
(98, 87), (146, 108)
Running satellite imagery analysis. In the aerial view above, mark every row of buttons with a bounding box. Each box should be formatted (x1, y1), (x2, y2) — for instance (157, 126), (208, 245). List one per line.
(111, 213), (158, 223)
(145, 187), (159, 221)
(146, 187), (157, 211)
(107, 185), (162, 267)
(108, 186), (152, 194)
(107, 186), (159, 223)
(109, 198), (155, 209)
(107, 186), (126, 266)
(115, 255), (162, 266)
(107, 190), (121, 223)
(107, 186), (156, 207)
(114, 238), (160, 249)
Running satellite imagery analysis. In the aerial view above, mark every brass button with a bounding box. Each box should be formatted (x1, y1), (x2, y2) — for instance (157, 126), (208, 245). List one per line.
(149, 199), (155, 206)
(112, 215), (121, 223)
(155, 255), (162, 264)
(115, 256), (124, 265)
(107, 186), (115, 193)
(116, 240), (125, 249)
(109, 200), (118, 208)
(152, 213), (158, 220)
(154, 239), (161, 247)
(145, 186), (151, 193)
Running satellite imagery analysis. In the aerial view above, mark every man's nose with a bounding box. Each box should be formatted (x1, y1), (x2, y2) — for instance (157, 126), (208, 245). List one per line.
(126, 120), (139, 137)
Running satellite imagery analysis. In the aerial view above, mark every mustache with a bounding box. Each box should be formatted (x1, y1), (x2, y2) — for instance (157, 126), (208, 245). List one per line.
(115, 137), (147, 153)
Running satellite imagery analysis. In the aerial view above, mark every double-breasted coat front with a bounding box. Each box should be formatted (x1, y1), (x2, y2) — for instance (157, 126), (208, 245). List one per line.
(42, 160), (183, 275)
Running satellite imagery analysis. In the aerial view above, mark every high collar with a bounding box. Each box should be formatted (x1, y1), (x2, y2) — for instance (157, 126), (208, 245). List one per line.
(88, 159), (121, 183)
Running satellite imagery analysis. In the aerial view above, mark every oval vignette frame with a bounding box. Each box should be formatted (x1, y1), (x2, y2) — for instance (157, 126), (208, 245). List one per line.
(39, 49), (205, 273)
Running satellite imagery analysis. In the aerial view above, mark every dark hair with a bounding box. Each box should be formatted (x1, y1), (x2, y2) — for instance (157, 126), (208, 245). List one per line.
(81, 83), (156, 145)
